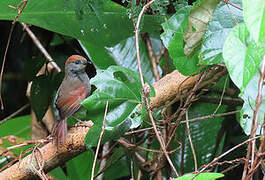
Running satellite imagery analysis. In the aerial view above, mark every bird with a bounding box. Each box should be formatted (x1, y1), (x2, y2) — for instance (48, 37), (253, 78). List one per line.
(52, 55), (91, 146)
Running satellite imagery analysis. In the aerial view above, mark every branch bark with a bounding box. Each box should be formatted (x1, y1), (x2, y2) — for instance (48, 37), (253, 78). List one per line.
(150, 66), (226, 109)
(0, 121), (93, 179)
(150, 69), (199, 109)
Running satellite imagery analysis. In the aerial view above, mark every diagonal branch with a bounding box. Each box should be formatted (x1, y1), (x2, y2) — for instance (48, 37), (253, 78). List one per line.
(0, 121), (93, 179)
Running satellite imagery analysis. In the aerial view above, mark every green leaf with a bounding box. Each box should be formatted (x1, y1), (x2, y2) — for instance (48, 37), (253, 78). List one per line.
(104, 147), (130, 179)
(80, 36), (161, 83)
(49, 167), (67, 179)
(150, 0), (170, 16)
(163, 76), (228, 173)
(0, 115), (31, 155)
(30, 75), (54, 121)
(239, 72), (265, 135)
(161, 7), (201, 75)
(174, 99), (227, 172)
(0, 0), (164, 46)
(66, 149), (96, 179)
(22, 57), (45, 81)
(82, 66), (153, 147)
(173, 0), (189, 11)
(223, 23), (265, 91)
(174, 172), (224, 180)
(200, 0), (243, 65)
(184, 0), (219, 56)
(243, 0), (265, 43)
(0, 115), (31, 139)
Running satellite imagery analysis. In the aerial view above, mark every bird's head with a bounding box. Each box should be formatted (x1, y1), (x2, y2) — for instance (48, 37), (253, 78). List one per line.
(65, 55), (88, 74)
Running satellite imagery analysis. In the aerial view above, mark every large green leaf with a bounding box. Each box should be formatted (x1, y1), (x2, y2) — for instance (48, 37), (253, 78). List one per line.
(223, 23), (265, 91)
(174, 172), (224, 180)
(82, 66), (152, 147)
(0, 115), (31, 157)
(161, 0), (219, 75)
(22, 57), (45, 81)
(161, 7), (200, 75)
(243, 0), (265, 43)
(66, 150), (96, 179)
(30, 75), (54, 121)
(168, 76), (228, 173)
(80, 36), (161, 83)
(239, 72), (265, 135)
(0, 115), (31, 139)
(0, 0), (163, 46)
(49, 167), (67, 179)
(200, 0), (243, 65)
(184, 0), (219, 56)
(174, 102), (226, 172)
(104, 147), (130, 179)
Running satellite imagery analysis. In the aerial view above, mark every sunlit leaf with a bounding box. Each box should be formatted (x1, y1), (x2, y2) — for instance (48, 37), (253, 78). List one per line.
(174, 172), (224, 180)
(243, 0), (265, 43)
(82, 66), (154, 147)
(239, 72), (265, 135)
(223, 23), (265, 91)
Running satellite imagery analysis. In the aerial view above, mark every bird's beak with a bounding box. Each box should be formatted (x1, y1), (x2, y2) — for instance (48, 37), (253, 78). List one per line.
(83, 60), (88, 65)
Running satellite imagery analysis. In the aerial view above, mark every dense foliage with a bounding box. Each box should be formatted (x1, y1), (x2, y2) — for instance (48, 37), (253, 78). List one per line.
(0, 0), (265, 179)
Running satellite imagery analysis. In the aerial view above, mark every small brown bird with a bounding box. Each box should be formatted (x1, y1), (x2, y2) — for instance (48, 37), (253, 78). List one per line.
(52, 55), (91, 146)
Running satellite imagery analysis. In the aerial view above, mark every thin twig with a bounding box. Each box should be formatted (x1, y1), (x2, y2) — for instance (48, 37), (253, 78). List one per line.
(247, 124), (265, 179)
(213, 77), (228, 114)
(220, 0), (243, 11)
(166, 73), (207, 148)
(220, 162), (243, 174)
(96, 142), (109, 180)
(137, 170), (142, 180)
(195, 136), (261, 179)
(244, 55), (265, 179)
(94, 152), (126, 179)
(199, 96), (243, 106)
(31, 146), (48, 180)
(243, 55), (265, 179)
(91, 101), (109, 180)
(117, 137), (179, 154)
(156, 46), (166, 64)
(13, 0), (29, 23)
(0, 25), (15, 110)
(226, 3), (239, 25)
(125, 127), (154, 135)
(186, 110), (197, 171)
(20, 23), (61, 73)
(180, 110), (240, 124)
(0, 138), (51, 157)
(0, 0), (29, 110)
(134, 0), (179, 177)
(0, 158), (18, 172)
(145, 34), (160, 81)
(0, 104), (30, 125)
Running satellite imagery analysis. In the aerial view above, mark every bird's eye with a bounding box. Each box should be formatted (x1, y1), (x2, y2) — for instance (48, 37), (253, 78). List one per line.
(74, 61), (80, 64)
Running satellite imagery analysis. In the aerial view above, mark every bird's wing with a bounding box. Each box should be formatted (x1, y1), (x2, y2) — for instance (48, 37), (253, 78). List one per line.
(55, 84), (88, 119)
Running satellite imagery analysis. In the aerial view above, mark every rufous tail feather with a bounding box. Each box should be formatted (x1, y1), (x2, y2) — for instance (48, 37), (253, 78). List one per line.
(52, 119), (67, 147)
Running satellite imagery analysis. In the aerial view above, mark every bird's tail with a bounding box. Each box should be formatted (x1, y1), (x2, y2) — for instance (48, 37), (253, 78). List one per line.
(51, 119), (67, 146)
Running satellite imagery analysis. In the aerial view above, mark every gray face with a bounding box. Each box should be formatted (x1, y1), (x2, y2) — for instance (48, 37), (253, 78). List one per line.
(65, 60), (88, 73)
